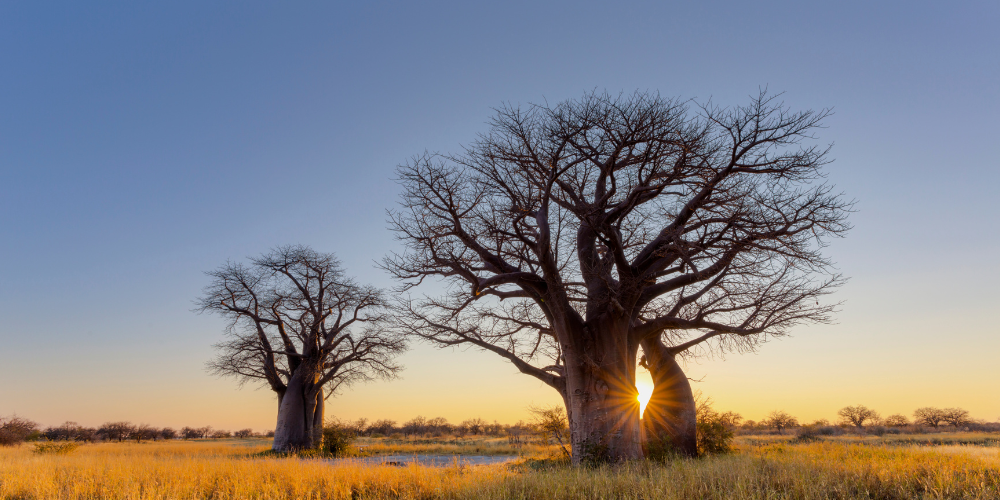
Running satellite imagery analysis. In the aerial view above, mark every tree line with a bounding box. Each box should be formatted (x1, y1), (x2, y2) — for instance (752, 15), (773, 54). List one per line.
(708, 405), (996, 436)
(0, 415), (272, 446)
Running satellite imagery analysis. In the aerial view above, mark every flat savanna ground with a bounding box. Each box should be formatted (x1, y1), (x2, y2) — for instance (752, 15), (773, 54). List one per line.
(2, 433), (999, 499)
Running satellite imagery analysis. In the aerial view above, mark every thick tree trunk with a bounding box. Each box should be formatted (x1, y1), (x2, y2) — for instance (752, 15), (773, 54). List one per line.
(564, 320), (642, 464)
(310, 386), (324, 448)
(272, 370), (320, 452)
(639, 338), (697, 457)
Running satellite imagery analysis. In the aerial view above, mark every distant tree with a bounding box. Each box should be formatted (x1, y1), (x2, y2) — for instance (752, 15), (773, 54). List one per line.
(485, 420), (504, 436)
(505, 421), (531, 446)
(529, 406), (570, 458)
(941, 408), (970, 428)
(199, 245), (406, 452)
(461, 418), (487, 436)
(883, 414), (909, 427)
(838, 405), (880, 430)
(76, 426), (98, 443)
(402, 416), (428, 436)
(349, 418), (369, 436)
(367, 419), (397, 436)
(234, 429), (255, 438)
(0, 415), (39, 446)
(99, 422), (135, 442)
(426, 417), (451, 435)
(718, 411), (743, 430)
(180, 427), (200, 440)
(913, 407), (947, 428)
(134, 424), (160, 443)
(764, 411), (798, 434)
(160, 428), (177, 440)
(210, 430), (232, 439)
(43, 421), (82, 441)
(385, 90), (850, 463)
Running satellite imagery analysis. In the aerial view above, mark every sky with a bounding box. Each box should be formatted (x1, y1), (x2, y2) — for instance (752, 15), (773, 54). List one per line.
(1, 0), (998, 431)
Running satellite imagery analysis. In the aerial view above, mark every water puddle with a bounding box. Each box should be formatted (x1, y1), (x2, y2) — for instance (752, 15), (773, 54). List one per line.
(331, 454), (518, 467)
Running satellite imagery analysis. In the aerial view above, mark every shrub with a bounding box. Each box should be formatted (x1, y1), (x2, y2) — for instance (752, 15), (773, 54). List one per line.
(33, 442), (80, 454)
(695, 394), (735, 454)
(0, 415), (39, 446)
(321, 420), (356, 457)
(795, 424), (845, 442)
(644, 435), (679, 463)
(866, 425), (888, 436)
(697, 418), (733, 454)
(883, 414), (910, 427)
(528, 406), (570, 458)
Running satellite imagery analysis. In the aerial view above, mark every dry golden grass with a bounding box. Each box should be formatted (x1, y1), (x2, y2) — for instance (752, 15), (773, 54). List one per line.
(1, 435), (998, 499)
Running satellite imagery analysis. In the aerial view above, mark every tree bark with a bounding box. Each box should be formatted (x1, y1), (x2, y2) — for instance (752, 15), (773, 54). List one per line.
(563, 319), (642, 464)
(311, 386), (324, 448)
(272, 369), (320, 452)
(640, 338), (697, 457)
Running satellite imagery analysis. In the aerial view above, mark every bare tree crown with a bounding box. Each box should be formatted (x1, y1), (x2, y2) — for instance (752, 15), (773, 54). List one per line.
(199, 245), (404, 398)
(384, 90), (851, 387)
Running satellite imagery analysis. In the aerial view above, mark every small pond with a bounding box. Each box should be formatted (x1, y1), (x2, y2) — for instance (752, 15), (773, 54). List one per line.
(331, 454), (518, 467)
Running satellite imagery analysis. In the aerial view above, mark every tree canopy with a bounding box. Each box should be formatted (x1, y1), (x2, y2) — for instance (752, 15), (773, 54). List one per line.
(385, 90), (851, 462)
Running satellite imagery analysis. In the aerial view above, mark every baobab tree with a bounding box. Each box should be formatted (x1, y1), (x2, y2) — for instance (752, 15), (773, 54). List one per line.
(385, 90), (850, 463)
(199, 245), (405, 452)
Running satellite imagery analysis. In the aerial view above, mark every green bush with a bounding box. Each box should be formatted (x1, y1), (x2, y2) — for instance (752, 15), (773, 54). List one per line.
(697, 419), (733, 455)
(644, 436), (679, 463)
(321, 422), (355, 457)
(695, 394), (735, 455)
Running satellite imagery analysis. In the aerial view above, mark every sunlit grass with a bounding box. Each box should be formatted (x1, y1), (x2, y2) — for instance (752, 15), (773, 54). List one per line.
(1, 434), (998, 499)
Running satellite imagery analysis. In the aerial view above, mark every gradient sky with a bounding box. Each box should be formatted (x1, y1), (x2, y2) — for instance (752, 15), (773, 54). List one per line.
(1, 1), (998, 431)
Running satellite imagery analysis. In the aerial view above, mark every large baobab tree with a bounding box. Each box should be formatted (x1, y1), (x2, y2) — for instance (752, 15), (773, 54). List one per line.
(199, 245), (405, 452)
(385, 90), (850, 463)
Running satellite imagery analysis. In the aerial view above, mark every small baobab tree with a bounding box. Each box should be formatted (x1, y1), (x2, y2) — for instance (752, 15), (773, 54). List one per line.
(385, 90), (850, 462)
(199, 245), (405, 452)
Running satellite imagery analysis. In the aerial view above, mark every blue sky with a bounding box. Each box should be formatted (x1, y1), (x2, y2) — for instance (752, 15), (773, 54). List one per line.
(1, 0), (998, 429)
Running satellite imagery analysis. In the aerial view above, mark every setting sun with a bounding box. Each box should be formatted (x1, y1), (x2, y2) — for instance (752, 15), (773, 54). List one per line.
(636, 371), (654, 416)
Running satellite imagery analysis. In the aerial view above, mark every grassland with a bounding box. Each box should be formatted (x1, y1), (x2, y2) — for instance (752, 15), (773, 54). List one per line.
(1, 434), (998, 499)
